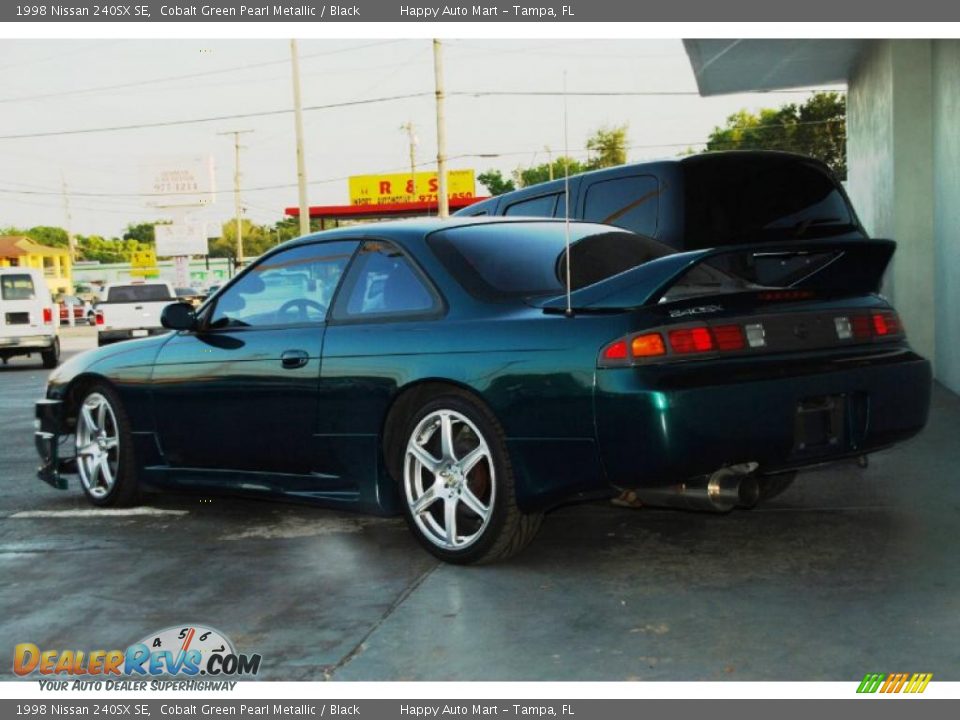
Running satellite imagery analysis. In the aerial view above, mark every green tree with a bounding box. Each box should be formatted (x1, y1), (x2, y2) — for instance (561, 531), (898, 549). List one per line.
(513, 125), (630, 189)
(515, 157), (587, 188)
(585, 124), (628, 170)
(211, 220), (280, 259)
(25, 226), (69, 248)
(477, 170), (516, 196)
(704, 91), (847, 179)
(76, 234), (152, 263)
(122, 222), (161, 245)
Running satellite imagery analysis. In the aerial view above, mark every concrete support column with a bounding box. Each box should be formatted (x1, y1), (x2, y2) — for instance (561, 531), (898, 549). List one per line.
(848, 40), (936, 369)
(932, 41), (960, 393)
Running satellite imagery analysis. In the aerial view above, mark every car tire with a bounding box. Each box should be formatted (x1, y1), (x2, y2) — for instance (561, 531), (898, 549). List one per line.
(758, 471), (797, 502)
(74, 383), (140, 507)
(41, 338), (60, 369)
(397, 392), (542, 564)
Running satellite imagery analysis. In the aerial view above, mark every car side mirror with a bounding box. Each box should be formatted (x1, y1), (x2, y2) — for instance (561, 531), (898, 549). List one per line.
(161, 302), (197, 331)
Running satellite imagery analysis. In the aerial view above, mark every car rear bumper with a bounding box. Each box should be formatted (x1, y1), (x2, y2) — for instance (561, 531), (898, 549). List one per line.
(35, 398), (72, 490)
(0, 334), (55, 350)
(596, 347), (932, 488)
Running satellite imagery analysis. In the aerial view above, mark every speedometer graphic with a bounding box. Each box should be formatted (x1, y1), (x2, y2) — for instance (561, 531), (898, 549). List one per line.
(134, 624), (235, 674)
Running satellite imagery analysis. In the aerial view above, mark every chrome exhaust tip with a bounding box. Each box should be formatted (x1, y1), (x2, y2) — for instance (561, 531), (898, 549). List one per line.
(634, 462), (759, 512)
(707, 463), (760, 511)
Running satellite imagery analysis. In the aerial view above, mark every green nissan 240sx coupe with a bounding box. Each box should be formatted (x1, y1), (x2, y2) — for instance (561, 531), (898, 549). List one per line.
(35, 215), (931, 563)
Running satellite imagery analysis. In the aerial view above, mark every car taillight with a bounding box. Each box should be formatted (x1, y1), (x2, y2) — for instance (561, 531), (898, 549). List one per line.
(42, 307), (52, 324)
(712, 324), (746, 351)
(836, 311), (903, 341)
(95, 311), (104, 326)
(631, 333), (666, 358)
(872, 312), (899, 336)
(599, 324), (748, 367)
(668, 327), (714, 354)
(598, 308), (906, 369)
(601, 339), (628, 361)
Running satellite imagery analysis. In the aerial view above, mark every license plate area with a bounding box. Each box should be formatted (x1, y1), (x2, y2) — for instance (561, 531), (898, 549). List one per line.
(793, 394), (846, 455)
(5, 312), (29, 325)
(131, 329), (149, 337)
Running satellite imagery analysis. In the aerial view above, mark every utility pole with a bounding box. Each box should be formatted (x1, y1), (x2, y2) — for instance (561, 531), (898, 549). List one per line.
(400, 121), (417, 201)
(60, 173), (76, 263)
(218, 130), (254, 265)
(290, 39), (310, 237)
(545, 146), (554, 181)
(432, 39), (449, 219)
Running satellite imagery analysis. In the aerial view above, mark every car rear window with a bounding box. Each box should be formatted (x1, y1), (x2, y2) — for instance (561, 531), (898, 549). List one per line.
(106, 285), (173, 303)
(429, 223), (670, 300)
(1, 274), (36, 301)
(682, 155), (857, 248)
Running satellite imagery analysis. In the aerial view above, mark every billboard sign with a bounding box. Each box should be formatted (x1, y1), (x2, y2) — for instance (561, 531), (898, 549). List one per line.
(130, 250), (159, 278)
(142, 155), (215, 208)
(155, 222), (209, 257)
(348, 169), (475, 206)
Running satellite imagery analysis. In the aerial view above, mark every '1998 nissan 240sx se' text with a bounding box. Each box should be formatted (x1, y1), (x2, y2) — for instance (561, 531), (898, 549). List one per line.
(34, 216), (931, 563)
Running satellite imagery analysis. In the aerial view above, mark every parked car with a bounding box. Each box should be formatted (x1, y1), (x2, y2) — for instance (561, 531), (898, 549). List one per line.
(55, 294), (93, 325)
(35, 219), (930, 563)
(94, 281), (175, 346)
(459, 151), (862, 274)
(174, 287), (204, 307)
(0, 267), (59, 368)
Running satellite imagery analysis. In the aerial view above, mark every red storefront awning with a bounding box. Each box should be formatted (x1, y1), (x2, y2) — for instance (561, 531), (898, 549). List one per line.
(285, 196), (489, 221)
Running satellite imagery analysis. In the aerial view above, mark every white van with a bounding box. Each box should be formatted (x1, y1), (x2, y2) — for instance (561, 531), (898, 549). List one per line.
(0, 267), (60, 368)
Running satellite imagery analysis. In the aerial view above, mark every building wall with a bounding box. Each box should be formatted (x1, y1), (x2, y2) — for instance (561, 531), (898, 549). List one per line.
(847, 40), (959, 394)
(0, 252), (72, 295)
(72, 257), (235, 290)
(932, 41), (960, 393)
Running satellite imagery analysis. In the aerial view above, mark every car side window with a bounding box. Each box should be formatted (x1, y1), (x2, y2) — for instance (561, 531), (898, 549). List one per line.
(207, 241), (358, 329)
(334, 241), (437, 320)
(503, 193), (559, 217)
(583, 175), (660, 236)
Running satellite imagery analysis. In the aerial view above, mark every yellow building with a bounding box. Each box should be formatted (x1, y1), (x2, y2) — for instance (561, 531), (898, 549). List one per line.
(0, 236), (72, 295)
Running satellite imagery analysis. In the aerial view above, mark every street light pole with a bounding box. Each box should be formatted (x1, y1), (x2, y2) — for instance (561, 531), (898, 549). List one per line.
(218, 130), (253, 265)
(432, 39), (449, 219)
(400, 121), (417, 201)
(290, 39), (311, 237)
(60, 173), (77, 264)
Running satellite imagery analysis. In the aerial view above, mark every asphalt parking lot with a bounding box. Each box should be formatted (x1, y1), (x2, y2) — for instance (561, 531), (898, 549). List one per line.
(1, 327), (958, 681)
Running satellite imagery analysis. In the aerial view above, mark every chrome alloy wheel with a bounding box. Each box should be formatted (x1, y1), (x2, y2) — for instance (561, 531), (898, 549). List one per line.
(403, 409), (496, 551)
(75, 392), (120, 499)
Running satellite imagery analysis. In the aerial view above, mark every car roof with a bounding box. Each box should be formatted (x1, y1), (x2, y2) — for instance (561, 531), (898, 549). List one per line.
(453, 150), (835, 216)
(281, 216), (623, 249)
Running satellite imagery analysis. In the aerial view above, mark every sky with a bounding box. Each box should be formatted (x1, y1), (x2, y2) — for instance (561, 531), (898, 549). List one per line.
(0, 39), (839, 237)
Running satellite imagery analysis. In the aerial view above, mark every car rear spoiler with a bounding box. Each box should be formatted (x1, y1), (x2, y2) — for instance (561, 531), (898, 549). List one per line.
(537, 238), (896, 312)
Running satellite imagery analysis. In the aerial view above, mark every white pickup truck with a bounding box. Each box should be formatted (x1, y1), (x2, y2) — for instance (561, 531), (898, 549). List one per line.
(95, 281), (176, 347)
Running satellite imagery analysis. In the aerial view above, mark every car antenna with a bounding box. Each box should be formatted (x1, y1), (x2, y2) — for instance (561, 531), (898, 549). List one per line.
(563, 70), (574, 319)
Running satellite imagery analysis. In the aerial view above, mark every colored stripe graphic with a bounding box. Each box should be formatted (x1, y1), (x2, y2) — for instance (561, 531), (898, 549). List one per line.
(857, 672), (932, 694)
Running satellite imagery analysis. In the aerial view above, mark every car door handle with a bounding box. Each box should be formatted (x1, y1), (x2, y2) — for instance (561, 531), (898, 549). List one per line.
(280, 349), (309, 369)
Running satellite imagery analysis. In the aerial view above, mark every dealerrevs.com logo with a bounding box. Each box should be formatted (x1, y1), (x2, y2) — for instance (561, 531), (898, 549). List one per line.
(13, 625), (261, 680)
(857, 673), (933, 694)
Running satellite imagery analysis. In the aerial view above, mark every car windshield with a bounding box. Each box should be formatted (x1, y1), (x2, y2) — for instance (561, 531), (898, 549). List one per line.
(429, 223), (671, 300)
(106, 285), (173, 303)
(682, 155), (857, 248)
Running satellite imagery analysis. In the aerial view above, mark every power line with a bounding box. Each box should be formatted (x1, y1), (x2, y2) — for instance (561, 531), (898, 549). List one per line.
(0, 40), (407, 106)
(0, 116), (845, 201)
(454, 90), (700, 97)
(0, 92), (433, 141)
